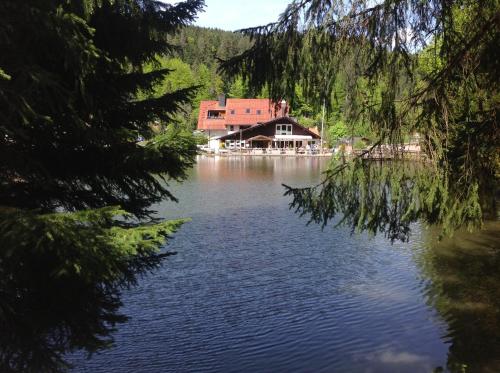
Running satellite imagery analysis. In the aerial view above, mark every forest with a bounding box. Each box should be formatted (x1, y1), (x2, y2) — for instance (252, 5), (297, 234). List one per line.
(0, 1), (498, 372)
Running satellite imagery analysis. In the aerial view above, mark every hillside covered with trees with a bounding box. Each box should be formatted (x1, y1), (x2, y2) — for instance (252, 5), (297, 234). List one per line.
(150, 26), (372, 145)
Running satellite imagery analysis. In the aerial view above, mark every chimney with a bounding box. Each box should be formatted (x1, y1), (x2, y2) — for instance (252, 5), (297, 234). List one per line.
(280, 99), (287, 117)
(218, 94), (226, 107)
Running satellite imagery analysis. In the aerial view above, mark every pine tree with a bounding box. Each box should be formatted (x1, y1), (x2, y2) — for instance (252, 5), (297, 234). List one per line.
(0, 0), (204, 371)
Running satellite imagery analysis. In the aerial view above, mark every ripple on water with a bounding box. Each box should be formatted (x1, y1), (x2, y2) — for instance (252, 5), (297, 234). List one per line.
(69, 157), (449, 373)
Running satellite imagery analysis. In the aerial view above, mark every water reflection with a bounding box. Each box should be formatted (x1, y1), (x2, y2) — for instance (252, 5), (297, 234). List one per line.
(155, 155), (330, 220)
(70, 156), (450, 372)
(195, 155), (328, 184)
(4, 156), (498, 373)
(418, 221), (500, 372)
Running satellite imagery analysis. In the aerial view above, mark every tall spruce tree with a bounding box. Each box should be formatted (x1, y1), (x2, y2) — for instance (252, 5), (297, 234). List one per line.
(222, 0), (499, 240)
(0, 0), (203, 371)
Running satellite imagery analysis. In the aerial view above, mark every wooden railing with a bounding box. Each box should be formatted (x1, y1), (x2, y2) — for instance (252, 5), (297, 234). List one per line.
(225, 147), (323, 156)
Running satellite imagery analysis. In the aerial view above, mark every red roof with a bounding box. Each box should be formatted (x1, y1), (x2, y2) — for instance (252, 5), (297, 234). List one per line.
(197, 101), (226, 130)
(197, 98), (283, 131)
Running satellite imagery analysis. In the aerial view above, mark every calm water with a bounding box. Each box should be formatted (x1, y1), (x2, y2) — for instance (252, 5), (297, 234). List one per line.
(70, 156), (500, 372)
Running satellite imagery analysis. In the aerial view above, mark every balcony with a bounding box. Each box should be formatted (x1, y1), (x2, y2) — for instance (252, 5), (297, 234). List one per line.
(207, 110), (226, 120)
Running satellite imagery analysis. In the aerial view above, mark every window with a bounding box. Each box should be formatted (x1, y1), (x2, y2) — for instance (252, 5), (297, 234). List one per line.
(230, 109), (235, 115)
(245, 108), (251, 114)
(276, 124), (292, 135)
(229, 125), (234, 131)
(256, 109), (262, 115)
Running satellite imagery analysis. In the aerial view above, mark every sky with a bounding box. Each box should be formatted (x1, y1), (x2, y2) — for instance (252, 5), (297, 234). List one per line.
(162, 0), (291, 31)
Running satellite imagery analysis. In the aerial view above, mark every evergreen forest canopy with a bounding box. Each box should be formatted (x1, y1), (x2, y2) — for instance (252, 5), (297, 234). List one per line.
(222, 0), (500, 240)
(0, 0), (204, 371)
(143, 26), (254, 130)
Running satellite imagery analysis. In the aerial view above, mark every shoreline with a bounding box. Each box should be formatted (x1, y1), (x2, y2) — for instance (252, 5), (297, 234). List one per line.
(199, 151), (334, 158)
(198, 150), (425, 160)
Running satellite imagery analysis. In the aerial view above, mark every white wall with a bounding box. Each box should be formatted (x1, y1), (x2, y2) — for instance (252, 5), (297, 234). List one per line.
(208, 137), (222, 150)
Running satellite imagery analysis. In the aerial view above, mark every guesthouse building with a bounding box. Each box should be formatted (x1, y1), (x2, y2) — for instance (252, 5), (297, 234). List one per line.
(197, 96), (286, 149)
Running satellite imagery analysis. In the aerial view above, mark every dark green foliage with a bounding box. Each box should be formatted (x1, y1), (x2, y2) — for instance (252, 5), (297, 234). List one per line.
(0, 0), (202, 217)
(285, 159), (482, 241)
(0, 0), (203, 371)
(0, 207), (185, 373)
(167, 25), (255, 100)
(169, 26), (253, 69)
(223, 0), (499, 238)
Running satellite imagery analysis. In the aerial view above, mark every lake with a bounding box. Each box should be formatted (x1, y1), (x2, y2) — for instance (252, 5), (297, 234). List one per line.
(70, 156), (500, 372)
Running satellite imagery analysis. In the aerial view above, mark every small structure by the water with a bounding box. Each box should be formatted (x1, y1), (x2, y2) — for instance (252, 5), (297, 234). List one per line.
(217, 116), (321, 153)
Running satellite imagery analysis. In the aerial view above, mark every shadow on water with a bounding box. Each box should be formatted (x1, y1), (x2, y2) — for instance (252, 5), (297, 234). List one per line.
(417, 221), (500, 373)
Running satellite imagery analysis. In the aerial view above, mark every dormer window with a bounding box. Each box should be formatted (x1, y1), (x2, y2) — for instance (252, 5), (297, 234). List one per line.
(207, 110), (225, 119)
(276, 124), (292, 135)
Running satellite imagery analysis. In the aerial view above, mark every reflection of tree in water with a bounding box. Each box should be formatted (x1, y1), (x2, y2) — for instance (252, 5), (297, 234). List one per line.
(286, 159), (499, 370)
(417, 221), (500, 373)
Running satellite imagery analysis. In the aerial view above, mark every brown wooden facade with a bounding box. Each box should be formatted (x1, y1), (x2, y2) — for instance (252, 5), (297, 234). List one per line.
(218, 117), (321, 149)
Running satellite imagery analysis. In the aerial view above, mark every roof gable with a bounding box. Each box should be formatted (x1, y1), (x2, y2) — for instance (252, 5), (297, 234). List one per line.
(219, 116), (321, 140)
